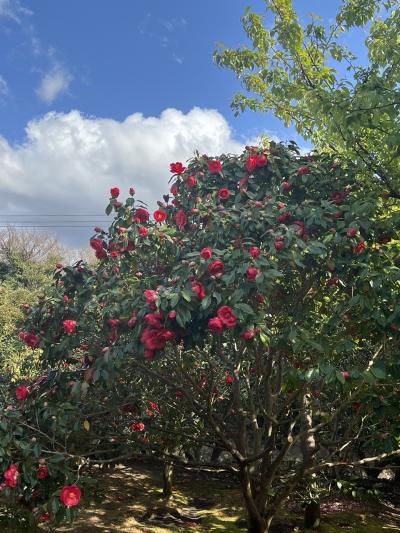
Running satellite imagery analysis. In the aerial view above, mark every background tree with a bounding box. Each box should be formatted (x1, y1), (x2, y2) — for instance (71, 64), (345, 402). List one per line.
(0, 229), (62, 381)
(214, 0), (400, 201)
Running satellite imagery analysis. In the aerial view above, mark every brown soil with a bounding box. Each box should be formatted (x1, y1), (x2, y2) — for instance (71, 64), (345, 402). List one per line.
(1, 461), (399, 532)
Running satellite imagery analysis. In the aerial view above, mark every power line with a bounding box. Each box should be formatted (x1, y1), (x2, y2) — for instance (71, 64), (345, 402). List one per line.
(0, 225), (100, 228)
(0, 214), (110, 217)
(0, 219), (108, 224)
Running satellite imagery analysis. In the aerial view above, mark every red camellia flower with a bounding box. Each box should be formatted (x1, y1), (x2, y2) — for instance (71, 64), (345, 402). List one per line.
(256, 154), (268, 167)
(239, 176), (249, 192)
(342, 371), (350, 381)
(175, 209), (187, 230)
(4, 464), (19, 488)
(63, 320), (77, 335)
(297, 166), (310, 175)
(246, 156), (258, 173)
(16, 385), (29, 401)
(225, 373), (234, 384)
(128, 315), (137, 328)
(275, 237), (285, 252)
(242, 329), (255, 341)
(186, 175), (197, 187)
(110, 250), (118, 258)
(170, 162), (186, 174)
(154, 210), (167, 222)
(134, 208), (149, 223)
(218, 188), (230, 200)
(353, 241), (366, 254)
(208, 317), (224, 333)
(293, 220), (305, 237)
(139, 226), (149, 238)
(144, 289), (158, 305)
(19, 331), (40, 349)
(208, 259), (224, 276)
(37, 466), (49, 480)
(60, 485), (81, 507)
(277, 211), (293, 223)
(208, 159), (222, 174)
(141, 328), (174, 351)
(282, 181), (292, 192)
(110, 187), (120, 198)
(170, 184), (178, 196)
(200, 247), (213, 260)
(249, 246), (261, 258)
(107, 319), (120, 328)
(347, 227), (357, 237)
(168, 310), (176, 319)
(246, 267), (259, 282)
(131, 421), (145, 432)
(40, 513), (50, 522)
(144, 312), (164, 329)
(90, 238), (103, 251)
(191, 281), (206, 300)
(331, 191), (346, 205)
(217, 306), (237, 328)
(95, 248), (107, 260)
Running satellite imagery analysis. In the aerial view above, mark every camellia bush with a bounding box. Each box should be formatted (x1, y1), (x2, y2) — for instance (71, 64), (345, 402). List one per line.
(2, 142), (400, 532)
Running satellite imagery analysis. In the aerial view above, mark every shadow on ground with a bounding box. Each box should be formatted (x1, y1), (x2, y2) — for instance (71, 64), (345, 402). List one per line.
(0, 462), (399, 532)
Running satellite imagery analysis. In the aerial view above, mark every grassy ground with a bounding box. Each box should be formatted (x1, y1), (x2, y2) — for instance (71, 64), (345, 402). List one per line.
(1, 461), (400, 531)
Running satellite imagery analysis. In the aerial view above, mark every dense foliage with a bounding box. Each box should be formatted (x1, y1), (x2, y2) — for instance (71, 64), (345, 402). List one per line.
(2, 142), (399, 532)
(214, 0), (400, 201)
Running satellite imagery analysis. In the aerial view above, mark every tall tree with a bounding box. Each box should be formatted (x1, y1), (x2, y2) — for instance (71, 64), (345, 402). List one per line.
(214, 0), (400, 200)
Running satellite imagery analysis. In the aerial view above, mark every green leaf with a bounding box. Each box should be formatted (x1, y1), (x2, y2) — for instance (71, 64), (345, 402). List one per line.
(370, 366), (386, 379)
(336, 370), (346, 384)
(181, 290), (192, 302)
(169, 293), (179, 308)
(201, 295), (211, 310)
(235, 303), (254, 315)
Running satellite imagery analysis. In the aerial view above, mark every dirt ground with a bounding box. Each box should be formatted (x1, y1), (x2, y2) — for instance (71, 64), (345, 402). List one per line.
(1, 461), (400, 532)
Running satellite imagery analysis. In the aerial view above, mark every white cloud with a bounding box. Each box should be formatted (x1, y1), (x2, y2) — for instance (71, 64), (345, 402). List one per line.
(0, 108), (244, 245)
(36, 65), (73, 104)
(0, 0), (31, 22)
(172, 53), (183, 64)
(0, 75), (9, 96)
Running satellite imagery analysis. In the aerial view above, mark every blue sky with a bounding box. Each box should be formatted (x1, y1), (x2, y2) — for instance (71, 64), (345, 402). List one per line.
(0, 0), (351, 143)
(0, 0), (366, 247)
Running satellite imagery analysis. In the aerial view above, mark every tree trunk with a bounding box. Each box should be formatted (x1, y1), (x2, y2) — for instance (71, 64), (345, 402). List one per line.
(162, 461), (174, 499)
(247, 515), (272, 533)
(211, 445), (223, 464)
(238, 466), (273, 532)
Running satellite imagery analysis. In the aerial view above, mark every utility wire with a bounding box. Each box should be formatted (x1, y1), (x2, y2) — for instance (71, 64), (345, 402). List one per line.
(0, 214), (110, 216)
(0, 225), (100, 228)
(0, 219), (107, 224)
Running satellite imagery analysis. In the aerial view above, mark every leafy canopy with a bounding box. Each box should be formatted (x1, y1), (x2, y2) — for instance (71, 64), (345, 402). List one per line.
(214, 0), (400, 199)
